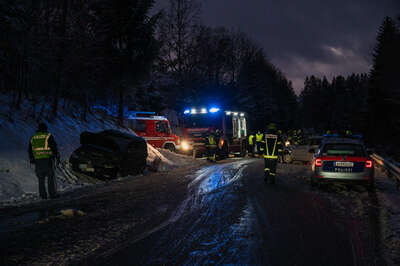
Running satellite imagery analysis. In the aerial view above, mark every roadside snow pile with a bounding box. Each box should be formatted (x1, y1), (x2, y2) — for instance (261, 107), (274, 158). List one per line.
(0, 95), (187, 202)
(375, 175), (400, 265)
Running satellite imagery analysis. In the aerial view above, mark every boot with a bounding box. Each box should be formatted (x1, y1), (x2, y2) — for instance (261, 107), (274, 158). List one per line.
(264, 172), (269, 183)
(270, 174), (276, 184)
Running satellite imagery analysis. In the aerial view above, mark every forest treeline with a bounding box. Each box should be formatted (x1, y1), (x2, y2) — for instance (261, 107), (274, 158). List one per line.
(0, 0), (399, 150)
(298, 16), (400, 151)
(0, 0), (296, 130)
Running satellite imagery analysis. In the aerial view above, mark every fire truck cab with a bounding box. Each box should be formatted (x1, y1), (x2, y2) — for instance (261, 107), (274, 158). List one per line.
(180, 107), (248, 157)
(124, 112), (180, 152)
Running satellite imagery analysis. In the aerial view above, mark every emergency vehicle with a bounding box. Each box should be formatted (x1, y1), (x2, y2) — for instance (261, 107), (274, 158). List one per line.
(180, 107), (248, 157)
(124, 112), (180, 152)
(310, 135), (374, 190)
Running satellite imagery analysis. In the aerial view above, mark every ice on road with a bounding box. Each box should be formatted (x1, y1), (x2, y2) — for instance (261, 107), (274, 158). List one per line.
(103, 159), (386, 265)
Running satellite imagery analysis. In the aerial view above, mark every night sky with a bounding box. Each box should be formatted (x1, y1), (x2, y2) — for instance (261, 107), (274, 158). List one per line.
(155, 0), (399, 93)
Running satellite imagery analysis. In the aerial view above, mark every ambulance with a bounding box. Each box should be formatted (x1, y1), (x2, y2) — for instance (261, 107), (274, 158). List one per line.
(124, 112), (180, 152)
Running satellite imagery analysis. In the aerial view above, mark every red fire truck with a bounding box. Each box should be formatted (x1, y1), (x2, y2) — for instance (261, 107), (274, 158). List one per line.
(124, 112), (181, 152)
(180, 107), (248, 157)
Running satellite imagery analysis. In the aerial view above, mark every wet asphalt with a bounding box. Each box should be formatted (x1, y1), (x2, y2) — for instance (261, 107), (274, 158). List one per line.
(101, 158), (383, 266)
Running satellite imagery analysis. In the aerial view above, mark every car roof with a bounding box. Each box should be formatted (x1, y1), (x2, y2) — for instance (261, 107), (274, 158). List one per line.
(321, 137), (364, 145)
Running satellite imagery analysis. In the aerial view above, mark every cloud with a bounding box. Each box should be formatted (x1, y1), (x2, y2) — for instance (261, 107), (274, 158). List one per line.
(155, 0), (400, 93)
(273, 46), (371, 92)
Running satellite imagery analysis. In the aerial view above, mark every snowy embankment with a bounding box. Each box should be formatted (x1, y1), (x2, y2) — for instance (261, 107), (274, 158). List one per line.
(0, 95), (193, 203)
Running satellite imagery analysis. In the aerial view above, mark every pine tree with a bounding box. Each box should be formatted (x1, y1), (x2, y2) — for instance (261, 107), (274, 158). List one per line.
(368, 16), (400, 145)
(92, 0), (161, 124)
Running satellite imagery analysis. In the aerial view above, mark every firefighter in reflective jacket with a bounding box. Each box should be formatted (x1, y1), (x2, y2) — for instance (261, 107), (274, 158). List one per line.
(206, 129), (218, 162)
(263, 123), (283, 184)
(248, 133), (255, 157)
(345, 130), (352, 137)
(256, 130), (264, 156)
(28, 122), (60, 199)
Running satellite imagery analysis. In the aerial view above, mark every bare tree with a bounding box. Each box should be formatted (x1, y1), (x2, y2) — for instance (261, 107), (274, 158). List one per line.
(157, 0), (201, 83)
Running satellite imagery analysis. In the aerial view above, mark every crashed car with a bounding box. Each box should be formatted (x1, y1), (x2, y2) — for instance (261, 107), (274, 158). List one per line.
(70, 130), (147, 179)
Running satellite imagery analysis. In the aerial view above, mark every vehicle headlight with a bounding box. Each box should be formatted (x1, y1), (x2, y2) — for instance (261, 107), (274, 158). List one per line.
(285, 141), (290, 146)
(181, 141), (190, 151)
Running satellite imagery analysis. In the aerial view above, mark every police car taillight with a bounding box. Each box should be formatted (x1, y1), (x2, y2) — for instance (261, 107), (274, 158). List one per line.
(315, 158), (322, 167)
(365, 160), (373, 168)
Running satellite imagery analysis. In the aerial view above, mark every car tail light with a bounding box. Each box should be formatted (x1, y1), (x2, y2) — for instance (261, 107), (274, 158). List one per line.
(365, 160), (373, 168)
(315, 158), (322, 167)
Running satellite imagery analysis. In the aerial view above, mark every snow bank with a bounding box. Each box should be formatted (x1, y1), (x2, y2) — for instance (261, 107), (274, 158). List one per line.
(0, 95), (192, 202)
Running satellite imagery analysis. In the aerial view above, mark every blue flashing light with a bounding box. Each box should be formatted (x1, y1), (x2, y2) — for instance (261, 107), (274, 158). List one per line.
(184, 109), (190, 115)
(209, 107), (220, 113)
(323, 134), (339, 137)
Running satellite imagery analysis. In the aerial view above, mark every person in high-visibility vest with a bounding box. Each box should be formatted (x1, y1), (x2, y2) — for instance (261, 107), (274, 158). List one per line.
(277, 129), (284, 163)
(28, 122), (60, 199)
(256, 130), (264, 156)
(248, 133), (255, 157)
(263, 123), (283, 184)
(345, 129), (352, 137)
(206, 129), (218, 162)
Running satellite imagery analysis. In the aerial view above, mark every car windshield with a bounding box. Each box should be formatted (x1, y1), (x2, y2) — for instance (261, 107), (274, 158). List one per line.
(321, 143), (365, 156)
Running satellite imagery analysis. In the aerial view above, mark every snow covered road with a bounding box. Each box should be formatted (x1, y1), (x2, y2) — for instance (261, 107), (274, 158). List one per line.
(100, 159), (390, 266)
(1, 158), (399, 265)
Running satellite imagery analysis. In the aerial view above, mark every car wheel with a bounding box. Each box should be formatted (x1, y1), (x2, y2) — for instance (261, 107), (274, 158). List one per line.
(221, 142), (229, 158)
(310, 176), (317, 189)
(367, 178), (375, 191)
(240, 142), (247, 157)
(165, 144), (176, 152)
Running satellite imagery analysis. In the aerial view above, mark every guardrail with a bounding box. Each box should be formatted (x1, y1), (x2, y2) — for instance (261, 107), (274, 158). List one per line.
(371, 153), (400, 190)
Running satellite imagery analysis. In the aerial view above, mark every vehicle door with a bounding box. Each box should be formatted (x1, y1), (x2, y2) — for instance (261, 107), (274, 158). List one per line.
(156, 121), (171, 148)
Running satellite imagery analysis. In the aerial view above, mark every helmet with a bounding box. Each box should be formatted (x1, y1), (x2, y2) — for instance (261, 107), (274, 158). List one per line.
(38, 122), (48, 132)
(268, 123), (276, 130)
(345, 130), (352, 135)
(215, 129), (220, 135)
(277, 129), (282, 135)
(297, 129), (302, 134)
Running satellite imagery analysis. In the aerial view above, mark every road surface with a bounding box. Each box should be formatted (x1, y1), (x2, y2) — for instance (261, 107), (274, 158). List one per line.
(101, 159), (385, 266)
(1, 158), (386, 265)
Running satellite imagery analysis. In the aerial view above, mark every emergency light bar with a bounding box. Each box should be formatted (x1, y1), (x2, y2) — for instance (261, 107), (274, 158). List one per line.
(323, 134), (340, 137)
(184, 107), (220, 115)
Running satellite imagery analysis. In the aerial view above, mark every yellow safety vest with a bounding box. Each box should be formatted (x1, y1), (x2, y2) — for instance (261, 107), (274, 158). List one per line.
(249, 135), (255, 145)
(31, 132), (53, 159)
(207, 135), (217, 147)
(264, 134), (278, 159)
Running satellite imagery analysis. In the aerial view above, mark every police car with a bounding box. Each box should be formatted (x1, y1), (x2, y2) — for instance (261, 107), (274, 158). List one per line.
(310, 136), (374, 189)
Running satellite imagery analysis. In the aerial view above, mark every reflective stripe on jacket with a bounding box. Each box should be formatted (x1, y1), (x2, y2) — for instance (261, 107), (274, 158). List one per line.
(206, 135), (217, 147)
(264, 134), (278, 159)
(248, 135), (255, 145)
(31, 132), (53, 159)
